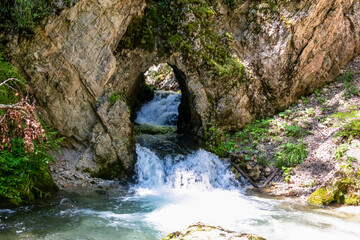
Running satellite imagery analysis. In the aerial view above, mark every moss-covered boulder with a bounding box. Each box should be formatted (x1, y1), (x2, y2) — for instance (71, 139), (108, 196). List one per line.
(308, 168), (360, 206)
(162, 222), (266, 240)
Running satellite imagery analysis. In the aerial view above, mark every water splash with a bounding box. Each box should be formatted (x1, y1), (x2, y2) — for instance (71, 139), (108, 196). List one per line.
(134, 144), (239, 191)
(135, 91), (181, 126)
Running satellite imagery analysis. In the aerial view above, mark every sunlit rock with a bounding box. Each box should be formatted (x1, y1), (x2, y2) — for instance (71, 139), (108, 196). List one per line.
(162, 223), (266, 240)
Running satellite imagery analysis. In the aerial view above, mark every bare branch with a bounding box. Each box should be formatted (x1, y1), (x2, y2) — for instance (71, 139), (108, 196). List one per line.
(0, 103), (27, 110)
(0, 78), (23, 87)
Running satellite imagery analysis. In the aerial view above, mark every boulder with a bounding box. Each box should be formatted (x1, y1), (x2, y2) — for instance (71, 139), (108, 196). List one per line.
(162, 223), (266, 240)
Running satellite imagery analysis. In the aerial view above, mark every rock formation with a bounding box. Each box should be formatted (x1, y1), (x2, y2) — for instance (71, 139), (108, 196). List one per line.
(4, 0), (360, 180)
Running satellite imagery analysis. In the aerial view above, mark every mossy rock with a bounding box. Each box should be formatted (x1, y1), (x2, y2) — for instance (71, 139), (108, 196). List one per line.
(135, 124), (177, 135)
(34, 169), (59, 197)
(308, 168), (360, 206)
(162, 222), (266, 240)
(307, 187), (335, 206)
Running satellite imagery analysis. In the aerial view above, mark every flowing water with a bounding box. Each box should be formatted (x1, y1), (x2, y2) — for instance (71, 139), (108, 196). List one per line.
(1, 91), (360, 240)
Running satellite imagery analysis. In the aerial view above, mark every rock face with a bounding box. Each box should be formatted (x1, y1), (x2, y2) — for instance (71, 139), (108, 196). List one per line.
(162, 223), (266, 240)
(8, 0), (146, 179)
(4, 0), (360, 180)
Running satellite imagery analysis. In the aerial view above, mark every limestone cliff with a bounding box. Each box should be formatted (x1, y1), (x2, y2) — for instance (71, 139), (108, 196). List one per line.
(4, 0), (360, 180)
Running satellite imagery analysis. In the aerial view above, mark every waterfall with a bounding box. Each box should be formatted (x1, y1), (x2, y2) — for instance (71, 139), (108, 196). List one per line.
(135, 91), (181, 126)
(134, 144), (239, 190)
(133, 90), (239, 192)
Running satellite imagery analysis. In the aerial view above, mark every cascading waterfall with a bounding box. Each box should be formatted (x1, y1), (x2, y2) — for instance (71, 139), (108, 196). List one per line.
(133, 90), (240, 191)
(135, 91), (181, 126)
(1, 90), (360, 240)
(134, 144), (239, 190)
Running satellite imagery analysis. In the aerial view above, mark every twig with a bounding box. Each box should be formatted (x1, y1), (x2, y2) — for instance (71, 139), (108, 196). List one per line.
(230, 161), (259, 188)
(262, 168), (280, 187)
(0, 103), (27, 110)
(0, 78), (23, 87)
(0, 112), (6, 123)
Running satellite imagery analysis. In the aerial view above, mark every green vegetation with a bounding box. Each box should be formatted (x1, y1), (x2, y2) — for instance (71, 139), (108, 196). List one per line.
(0, 0), (77, 36)
(282, 166), (292, 182)
(0, 129), (61, 205)
(108, 92), (123, 105)
(332, 106), (360, 139)
(0, 53), (61, 206)
(204, 124), (237, 157)
(274, 141), (308, 167)
(308, 168), (360, 206)
(338, 71), (360, 99)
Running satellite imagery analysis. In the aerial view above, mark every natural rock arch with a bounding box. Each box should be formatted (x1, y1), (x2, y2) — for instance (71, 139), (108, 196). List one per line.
(5, 0), (360, 180)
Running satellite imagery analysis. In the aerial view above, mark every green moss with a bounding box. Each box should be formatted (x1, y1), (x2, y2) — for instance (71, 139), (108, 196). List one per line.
(307, 187), (334, 206)
(344, 194), (359, 205)
(308, 172), (360, 206)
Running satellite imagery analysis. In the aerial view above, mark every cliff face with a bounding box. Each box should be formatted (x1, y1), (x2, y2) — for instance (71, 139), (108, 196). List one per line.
(8, 0), (146, 179)
(6, 0), (360, 179)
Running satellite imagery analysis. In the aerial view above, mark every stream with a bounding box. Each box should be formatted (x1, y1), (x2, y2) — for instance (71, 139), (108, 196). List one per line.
(1, 91), (360, 240)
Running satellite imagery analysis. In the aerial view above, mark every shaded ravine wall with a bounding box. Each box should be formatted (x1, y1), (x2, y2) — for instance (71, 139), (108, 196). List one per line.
(4, 0), (360, 179)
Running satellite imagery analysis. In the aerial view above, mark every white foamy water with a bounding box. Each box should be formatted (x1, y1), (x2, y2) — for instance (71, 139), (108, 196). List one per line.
(129, 145), (360, 240)
(135, 91), (181, 126)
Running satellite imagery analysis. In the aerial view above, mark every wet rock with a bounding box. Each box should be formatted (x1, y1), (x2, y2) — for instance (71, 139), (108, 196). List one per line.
(162, 223), (266, 240)
(264, 167), (272, 177)
(249, 165), (262, 182)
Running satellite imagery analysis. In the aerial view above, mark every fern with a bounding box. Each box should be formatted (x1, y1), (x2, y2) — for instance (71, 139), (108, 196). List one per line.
(275, 141), (308, 167)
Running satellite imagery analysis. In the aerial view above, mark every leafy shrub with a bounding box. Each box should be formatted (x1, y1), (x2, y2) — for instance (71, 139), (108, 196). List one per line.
(0, 126), (62, 205)
(275, 141), (308, 167)
(108, 92), (123, 105)
(282, 166), (293, 182)
(238, 117), (273, 142)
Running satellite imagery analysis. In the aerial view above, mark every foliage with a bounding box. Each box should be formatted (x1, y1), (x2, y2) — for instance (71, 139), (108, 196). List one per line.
(334, 144), (349, 161)
(0, 125), (62, 205)
(108, 92), (123, 105)
(0, 52), (25, 107)
(282, 166), (292, 182)
(0, 0), (77, 36)
(274, 140), (308, 167)
(284, 124), (303, 137)
(204, 124), (237, 157)
(236, 117), (273, 143)
(332, 106), (360, 139)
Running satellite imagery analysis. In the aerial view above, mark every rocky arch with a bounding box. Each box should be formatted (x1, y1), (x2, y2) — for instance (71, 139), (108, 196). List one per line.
(5, 0), (360, 180)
